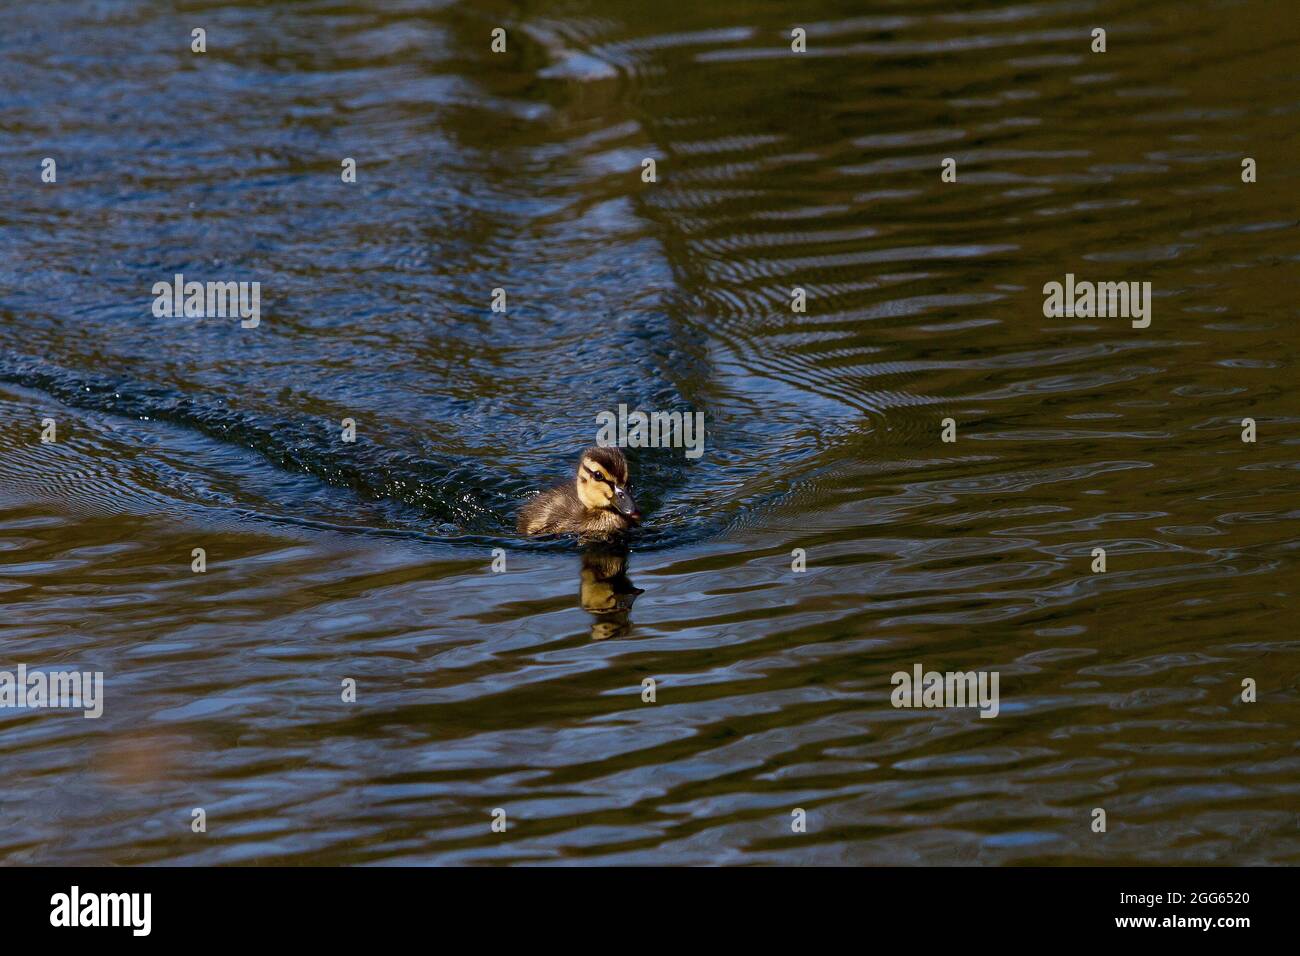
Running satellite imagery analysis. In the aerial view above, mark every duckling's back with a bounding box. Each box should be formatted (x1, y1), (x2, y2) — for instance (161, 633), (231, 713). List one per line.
(517, 485), (583, 536)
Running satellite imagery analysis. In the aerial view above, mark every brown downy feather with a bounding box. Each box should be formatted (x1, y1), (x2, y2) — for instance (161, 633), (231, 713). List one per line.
(517, 446), (639, 540)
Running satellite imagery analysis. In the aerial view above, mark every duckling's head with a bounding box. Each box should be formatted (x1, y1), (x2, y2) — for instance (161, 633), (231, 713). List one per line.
(575, 445), (640, 525)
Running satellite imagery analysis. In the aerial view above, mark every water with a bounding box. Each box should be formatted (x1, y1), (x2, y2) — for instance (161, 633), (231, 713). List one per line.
(1, 0), (1297, 864)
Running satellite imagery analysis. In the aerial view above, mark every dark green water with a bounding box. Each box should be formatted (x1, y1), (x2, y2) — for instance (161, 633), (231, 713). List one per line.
(0, 0), (1297, 864)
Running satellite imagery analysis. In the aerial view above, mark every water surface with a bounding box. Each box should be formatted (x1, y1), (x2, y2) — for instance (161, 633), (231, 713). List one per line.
(1, 0), (1298, 864)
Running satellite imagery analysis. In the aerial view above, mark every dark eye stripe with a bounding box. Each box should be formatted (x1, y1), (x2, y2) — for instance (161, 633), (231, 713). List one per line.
(585, 466), (613, 486)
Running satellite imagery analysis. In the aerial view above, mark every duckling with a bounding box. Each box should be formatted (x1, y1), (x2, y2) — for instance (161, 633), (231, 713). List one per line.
(517, 445), (641, 540)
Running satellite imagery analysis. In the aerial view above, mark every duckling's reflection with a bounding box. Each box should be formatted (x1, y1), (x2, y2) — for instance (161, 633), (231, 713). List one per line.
(579, 546), (643, 640)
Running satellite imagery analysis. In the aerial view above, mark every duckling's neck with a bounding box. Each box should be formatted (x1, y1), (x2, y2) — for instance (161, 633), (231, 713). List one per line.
(580, 505), (633, 539)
